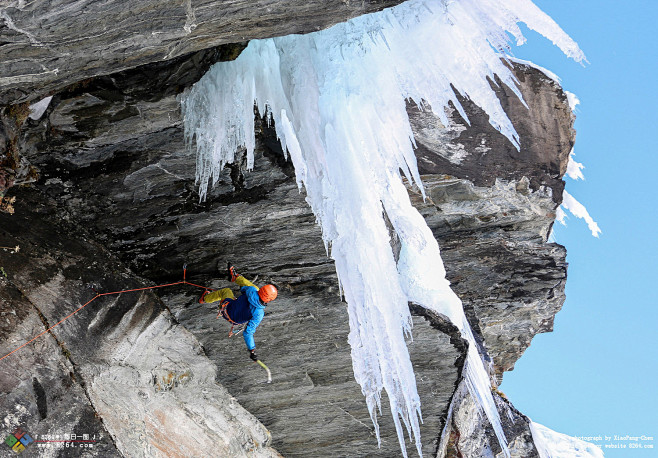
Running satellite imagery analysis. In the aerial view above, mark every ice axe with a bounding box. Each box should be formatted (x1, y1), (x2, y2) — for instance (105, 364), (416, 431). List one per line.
(255, 359), (272, 383)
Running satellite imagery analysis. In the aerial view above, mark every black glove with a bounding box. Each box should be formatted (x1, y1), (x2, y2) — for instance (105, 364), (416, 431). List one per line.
(249, 349), (258, 361)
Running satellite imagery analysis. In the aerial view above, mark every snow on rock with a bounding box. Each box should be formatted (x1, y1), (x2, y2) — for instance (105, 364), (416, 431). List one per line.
(556, 205), (567, 225)
(566, 149), (585, 181)
(565, 90), (581, 112)
(182, 0), (583, 456)
(531, 422), (605, 458)
(506, 56), (562, 83)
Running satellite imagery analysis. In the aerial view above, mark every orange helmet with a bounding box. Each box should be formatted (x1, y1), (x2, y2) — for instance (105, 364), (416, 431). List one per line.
(258, 284), (278, 303)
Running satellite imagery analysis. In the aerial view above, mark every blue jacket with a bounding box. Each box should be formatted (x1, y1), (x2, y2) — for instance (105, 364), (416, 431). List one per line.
(225, 285), (265, 350)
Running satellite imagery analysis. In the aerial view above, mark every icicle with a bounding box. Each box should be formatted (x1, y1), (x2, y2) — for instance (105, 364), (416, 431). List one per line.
(181, 1), (584, 456)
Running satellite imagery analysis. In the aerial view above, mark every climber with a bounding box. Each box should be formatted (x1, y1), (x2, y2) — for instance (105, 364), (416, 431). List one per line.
(199, 264), (277, 362)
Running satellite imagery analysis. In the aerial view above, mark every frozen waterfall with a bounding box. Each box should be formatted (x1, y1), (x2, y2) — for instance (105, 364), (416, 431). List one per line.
(181, 0), (583, 456)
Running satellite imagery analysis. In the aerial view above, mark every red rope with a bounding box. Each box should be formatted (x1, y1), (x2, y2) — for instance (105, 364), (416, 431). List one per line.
(0, 269), (213, 363)
(97, 281), (187, 296)
(182, 281), (211, 290)
(0, 294), (100, 363)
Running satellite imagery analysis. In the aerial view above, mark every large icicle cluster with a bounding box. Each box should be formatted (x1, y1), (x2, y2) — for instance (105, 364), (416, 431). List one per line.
(181, 0), (583, 456)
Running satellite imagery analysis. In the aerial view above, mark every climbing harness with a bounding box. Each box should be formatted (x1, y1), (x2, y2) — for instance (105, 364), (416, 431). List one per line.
(0, 264), (274, 383)
(215, 299), (246, 337)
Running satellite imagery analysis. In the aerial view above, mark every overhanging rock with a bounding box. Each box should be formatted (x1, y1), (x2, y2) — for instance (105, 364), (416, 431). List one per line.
(0, 0), (405, 105)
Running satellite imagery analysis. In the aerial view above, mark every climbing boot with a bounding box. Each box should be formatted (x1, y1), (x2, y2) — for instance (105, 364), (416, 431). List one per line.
(226, 262), (239, 282)
(199, 290), (209, 304)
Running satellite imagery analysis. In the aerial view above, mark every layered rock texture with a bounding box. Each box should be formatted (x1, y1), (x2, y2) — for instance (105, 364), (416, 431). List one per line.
(0, 0), (405, 105)
(1, 5), (574, 457)
(0, 190), (279, 457)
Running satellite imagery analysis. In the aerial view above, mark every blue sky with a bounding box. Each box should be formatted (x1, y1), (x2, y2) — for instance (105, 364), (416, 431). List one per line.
(500, 1), (658, 456)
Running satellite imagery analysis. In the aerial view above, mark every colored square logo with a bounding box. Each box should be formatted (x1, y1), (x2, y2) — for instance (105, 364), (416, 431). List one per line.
(4, 428), (33, 454)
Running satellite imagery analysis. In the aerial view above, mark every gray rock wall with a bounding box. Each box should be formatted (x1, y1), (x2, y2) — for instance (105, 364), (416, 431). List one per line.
(0, 0), (404, 104)
(409, 64), (573, 377)
(437, 380), (541, 458)
(0, 187), (279, 457)
(0, 277), (120, 457)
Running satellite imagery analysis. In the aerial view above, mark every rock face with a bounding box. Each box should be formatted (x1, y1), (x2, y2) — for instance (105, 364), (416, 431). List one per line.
(1, 275), (120, 457)
(0, 186), (279, 457)
(1, 20), (574, 458)
(0, 0), (404, 105)
(407, 64), (573, 377)
(437, 379), (540, 458)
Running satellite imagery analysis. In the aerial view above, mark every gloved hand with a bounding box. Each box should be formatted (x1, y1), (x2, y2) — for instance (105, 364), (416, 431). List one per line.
(249, 349), (258, 361)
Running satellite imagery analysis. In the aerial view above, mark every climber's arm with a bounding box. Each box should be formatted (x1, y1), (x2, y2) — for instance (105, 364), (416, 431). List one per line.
(243, 307), (264, 351)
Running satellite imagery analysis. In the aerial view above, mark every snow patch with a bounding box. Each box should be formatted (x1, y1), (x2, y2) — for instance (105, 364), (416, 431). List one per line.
(565, 90), (580, 112)
(555, 205), (567, 225)
(531, 422), (604, 458)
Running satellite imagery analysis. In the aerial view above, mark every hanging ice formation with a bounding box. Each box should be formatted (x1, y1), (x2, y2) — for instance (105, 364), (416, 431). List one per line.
(557, 146), (600, 238)
(555, 93), (600, 239)
(181, 0), (584, 456)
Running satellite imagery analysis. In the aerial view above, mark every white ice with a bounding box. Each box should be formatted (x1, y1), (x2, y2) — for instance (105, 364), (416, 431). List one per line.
(530, 422), (605, 458)
(28, 95), (53, 121)
(181, 1), (584, 456)
(559, 190), (601, 238)
(561, 148), (601, 239)
(565, 90), (581, 112)
(566, 149), (585, 181)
